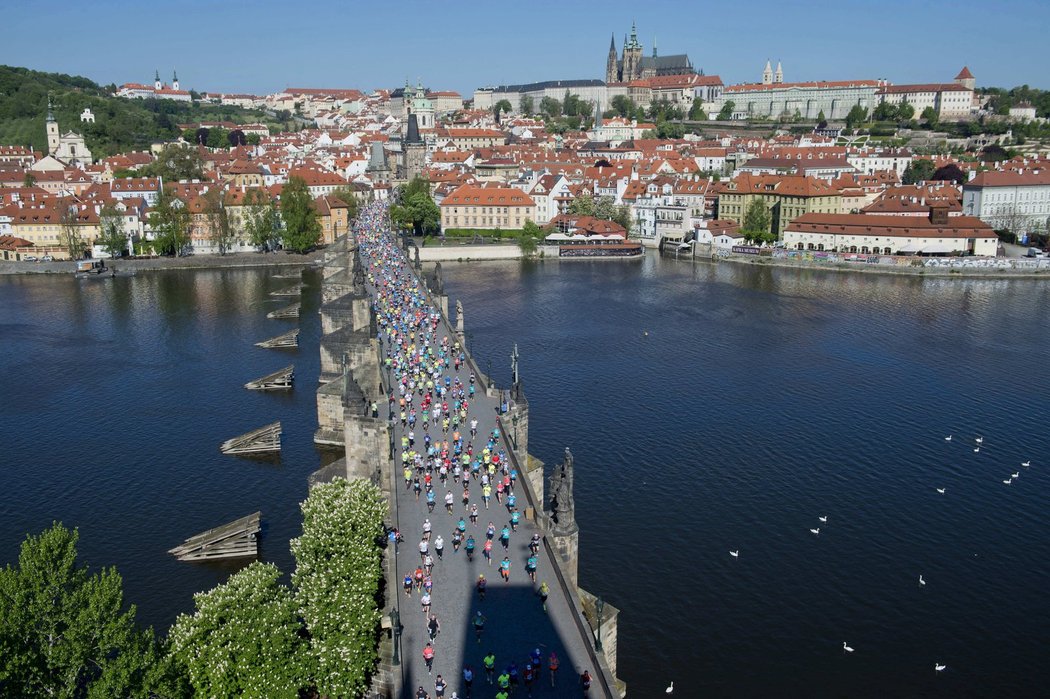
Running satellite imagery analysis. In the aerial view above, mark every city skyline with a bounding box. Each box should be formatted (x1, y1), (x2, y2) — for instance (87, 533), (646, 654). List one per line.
(4, 0), (1049, 96)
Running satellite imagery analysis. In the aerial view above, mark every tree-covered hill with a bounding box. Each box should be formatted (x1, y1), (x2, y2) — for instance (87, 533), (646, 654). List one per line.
(0, 65), (281, 157)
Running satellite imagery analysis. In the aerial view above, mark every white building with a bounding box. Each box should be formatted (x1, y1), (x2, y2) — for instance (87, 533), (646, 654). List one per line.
(45, 103), (92, 166)
(876, 83), (973, 121)
(117, 70), (192, 102)
(962, 168), (1050, 234)
(846, 149), (912, 178)
(716, 79), (883, 120)
(783, 210), (998, 256)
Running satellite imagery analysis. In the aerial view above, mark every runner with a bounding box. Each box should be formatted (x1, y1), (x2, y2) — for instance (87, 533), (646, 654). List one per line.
(476, 573), (487, 600)
(422, 642), (435, 674)
(472, 610), (486, 643)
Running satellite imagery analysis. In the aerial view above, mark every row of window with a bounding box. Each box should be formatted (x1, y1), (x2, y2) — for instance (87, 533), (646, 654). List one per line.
(445, 217), (524, 227)
(796, 243), (893, 254)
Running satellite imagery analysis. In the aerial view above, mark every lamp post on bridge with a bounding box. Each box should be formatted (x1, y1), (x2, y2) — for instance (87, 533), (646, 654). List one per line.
(595, 596), (605, 652)
(390, 608), (401, 666)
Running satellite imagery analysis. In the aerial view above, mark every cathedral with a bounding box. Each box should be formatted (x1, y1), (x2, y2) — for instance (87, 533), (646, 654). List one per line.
(605, 23), (694, 83)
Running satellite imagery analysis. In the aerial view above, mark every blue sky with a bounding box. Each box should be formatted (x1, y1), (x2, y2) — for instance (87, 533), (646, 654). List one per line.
(4, 0), (1047, 95)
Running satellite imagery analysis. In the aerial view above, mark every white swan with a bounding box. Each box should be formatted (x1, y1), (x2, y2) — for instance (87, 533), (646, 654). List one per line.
(818, 516), (828, 523)
(1003, 479), (1012, 485)
(810, 528), (820, 535)
(729, 551), (739, 558)
(666, 681), (674, 693)
(919, 575), (926, 586)
(975, 437), (983, 444)
(936, 488), (946, 494)
(843, 642), (854, 653)
(1012, 472), (1020, 479)
(935, 663), (946, 672)
(944, 435), (952, 441)
(1022, 461), (1031, 467)
(973, 447), (980, 453)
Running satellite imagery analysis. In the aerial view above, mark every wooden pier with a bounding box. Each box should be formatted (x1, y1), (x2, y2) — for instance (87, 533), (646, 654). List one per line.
(255, 329), (299, 348)
(169, 511), (261, 561)
(270, 284), (302, 297)
(220, 421), (282, 455)
(267, 302), (300, 319)
(244, 365), (294, 390)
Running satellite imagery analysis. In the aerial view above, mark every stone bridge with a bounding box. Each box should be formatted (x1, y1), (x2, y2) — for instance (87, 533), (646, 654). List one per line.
(312, 218), (624, 698)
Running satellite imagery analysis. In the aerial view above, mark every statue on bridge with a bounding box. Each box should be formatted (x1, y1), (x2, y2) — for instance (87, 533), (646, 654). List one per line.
(351, 247), (365, 289)
(413, 244), (421, 270)
(549, 447), (577, 534)
(432, 262), (445, 296)
(455, 299), (464, 335)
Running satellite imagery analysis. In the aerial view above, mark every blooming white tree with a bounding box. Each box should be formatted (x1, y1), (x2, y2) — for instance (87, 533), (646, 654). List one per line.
(291, 477), (387, 698)
(169, 561), (309, 697)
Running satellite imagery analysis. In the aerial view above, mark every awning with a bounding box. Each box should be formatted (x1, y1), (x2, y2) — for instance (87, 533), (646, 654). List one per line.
(897, 243), (923, 252)
(921, 243), (959, 254)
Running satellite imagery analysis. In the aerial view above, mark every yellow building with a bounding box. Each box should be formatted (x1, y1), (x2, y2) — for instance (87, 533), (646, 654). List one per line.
(718, 173), (842, 237)
(9, 202), (100, 259)
(439, 184), (536, 231)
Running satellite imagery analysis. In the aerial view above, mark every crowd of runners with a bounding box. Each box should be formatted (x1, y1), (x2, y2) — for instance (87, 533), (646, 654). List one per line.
(354, 202), (596, 698)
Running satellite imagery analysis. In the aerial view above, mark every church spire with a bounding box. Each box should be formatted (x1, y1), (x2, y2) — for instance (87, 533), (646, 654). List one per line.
(609, 33), (616, 52)
(653, 36), (657, 57)
(46, 93), (55, 122)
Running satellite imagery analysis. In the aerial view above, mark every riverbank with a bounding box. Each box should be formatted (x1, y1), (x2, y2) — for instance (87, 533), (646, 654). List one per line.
(678, 245), (1050, 279)
(0, 250), (324, 275)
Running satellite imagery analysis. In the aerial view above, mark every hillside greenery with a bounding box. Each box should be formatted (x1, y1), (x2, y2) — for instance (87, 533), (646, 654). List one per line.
(0, 65), (280, 157)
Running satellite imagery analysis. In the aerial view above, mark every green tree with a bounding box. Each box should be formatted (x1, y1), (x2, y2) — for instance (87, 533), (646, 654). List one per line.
(203, 187), (235, 255)
(817, 109), (826, 123)
(845, 104), (869, 129)
(610, 94), (636, 118)
(22, 171), (36, 187)
(568, 191), (595, 216)
(205, 127), (230, 149)
(613, 204), (633, 234)
(291, 478), (387, 698)
(97, 203), (127, 258)
(391, 177), (439, 236)
(519, 94), (534, 117)
(279, 176), (321, 253)
(519, 220), (541, 256)
(60, 204), (85, 260)
(741, 199), (774, 243)
(872, 102), (899, 121)
(562, 92), (587, 117)
(0, 523), (173, 698)
(656, 121), (685, 139)
(718, 100), (735, 120)
(243, 188), (281, 251)
(169, 562), (309, 698)
(245, 132), (261, 145)
(902, 159), (937, 184)
(539, 96), (562, 119)
(920, 106), (939, 127)
(688, 100), (707, 121)
(493, 99), (512, 119)
(142, 143), (204, 181)
(897, 100), (915, 121)
(149, 186), (191, 256)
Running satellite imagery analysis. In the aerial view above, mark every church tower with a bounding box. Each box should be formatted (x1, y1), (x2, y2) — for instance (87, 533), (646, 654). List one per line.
(154, 70), (162, 91)
(605, 34), (619, 83)
(774, 61), (783, 84)
(762, 60), (773, 85)
(402, 113), (426, 182)
(45, 96), (60, 155)
(172, 69), (179, 91)
(622, 22), (643, 82)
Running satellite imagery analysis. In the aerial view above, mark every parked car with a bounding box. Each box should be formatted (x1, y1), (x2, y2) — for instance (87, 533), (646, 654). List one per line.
(24, 255), (38, 262)
(41, 255), (53, 262)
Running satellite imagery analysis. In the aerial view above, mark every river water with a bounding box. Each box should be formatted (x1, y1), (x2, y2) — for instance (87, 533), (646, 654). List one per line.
(2, 257), (1048, 697)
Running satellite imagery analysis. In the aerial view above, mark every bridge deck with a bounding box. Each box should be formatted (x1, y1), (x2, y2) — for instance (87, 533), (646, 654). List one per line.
(360, 228), (609, 698)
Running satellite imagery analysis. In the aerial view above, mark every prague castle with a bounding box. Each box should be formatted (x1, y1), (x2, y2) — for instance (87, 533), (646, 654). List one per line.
(605, 22), (694, 84)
